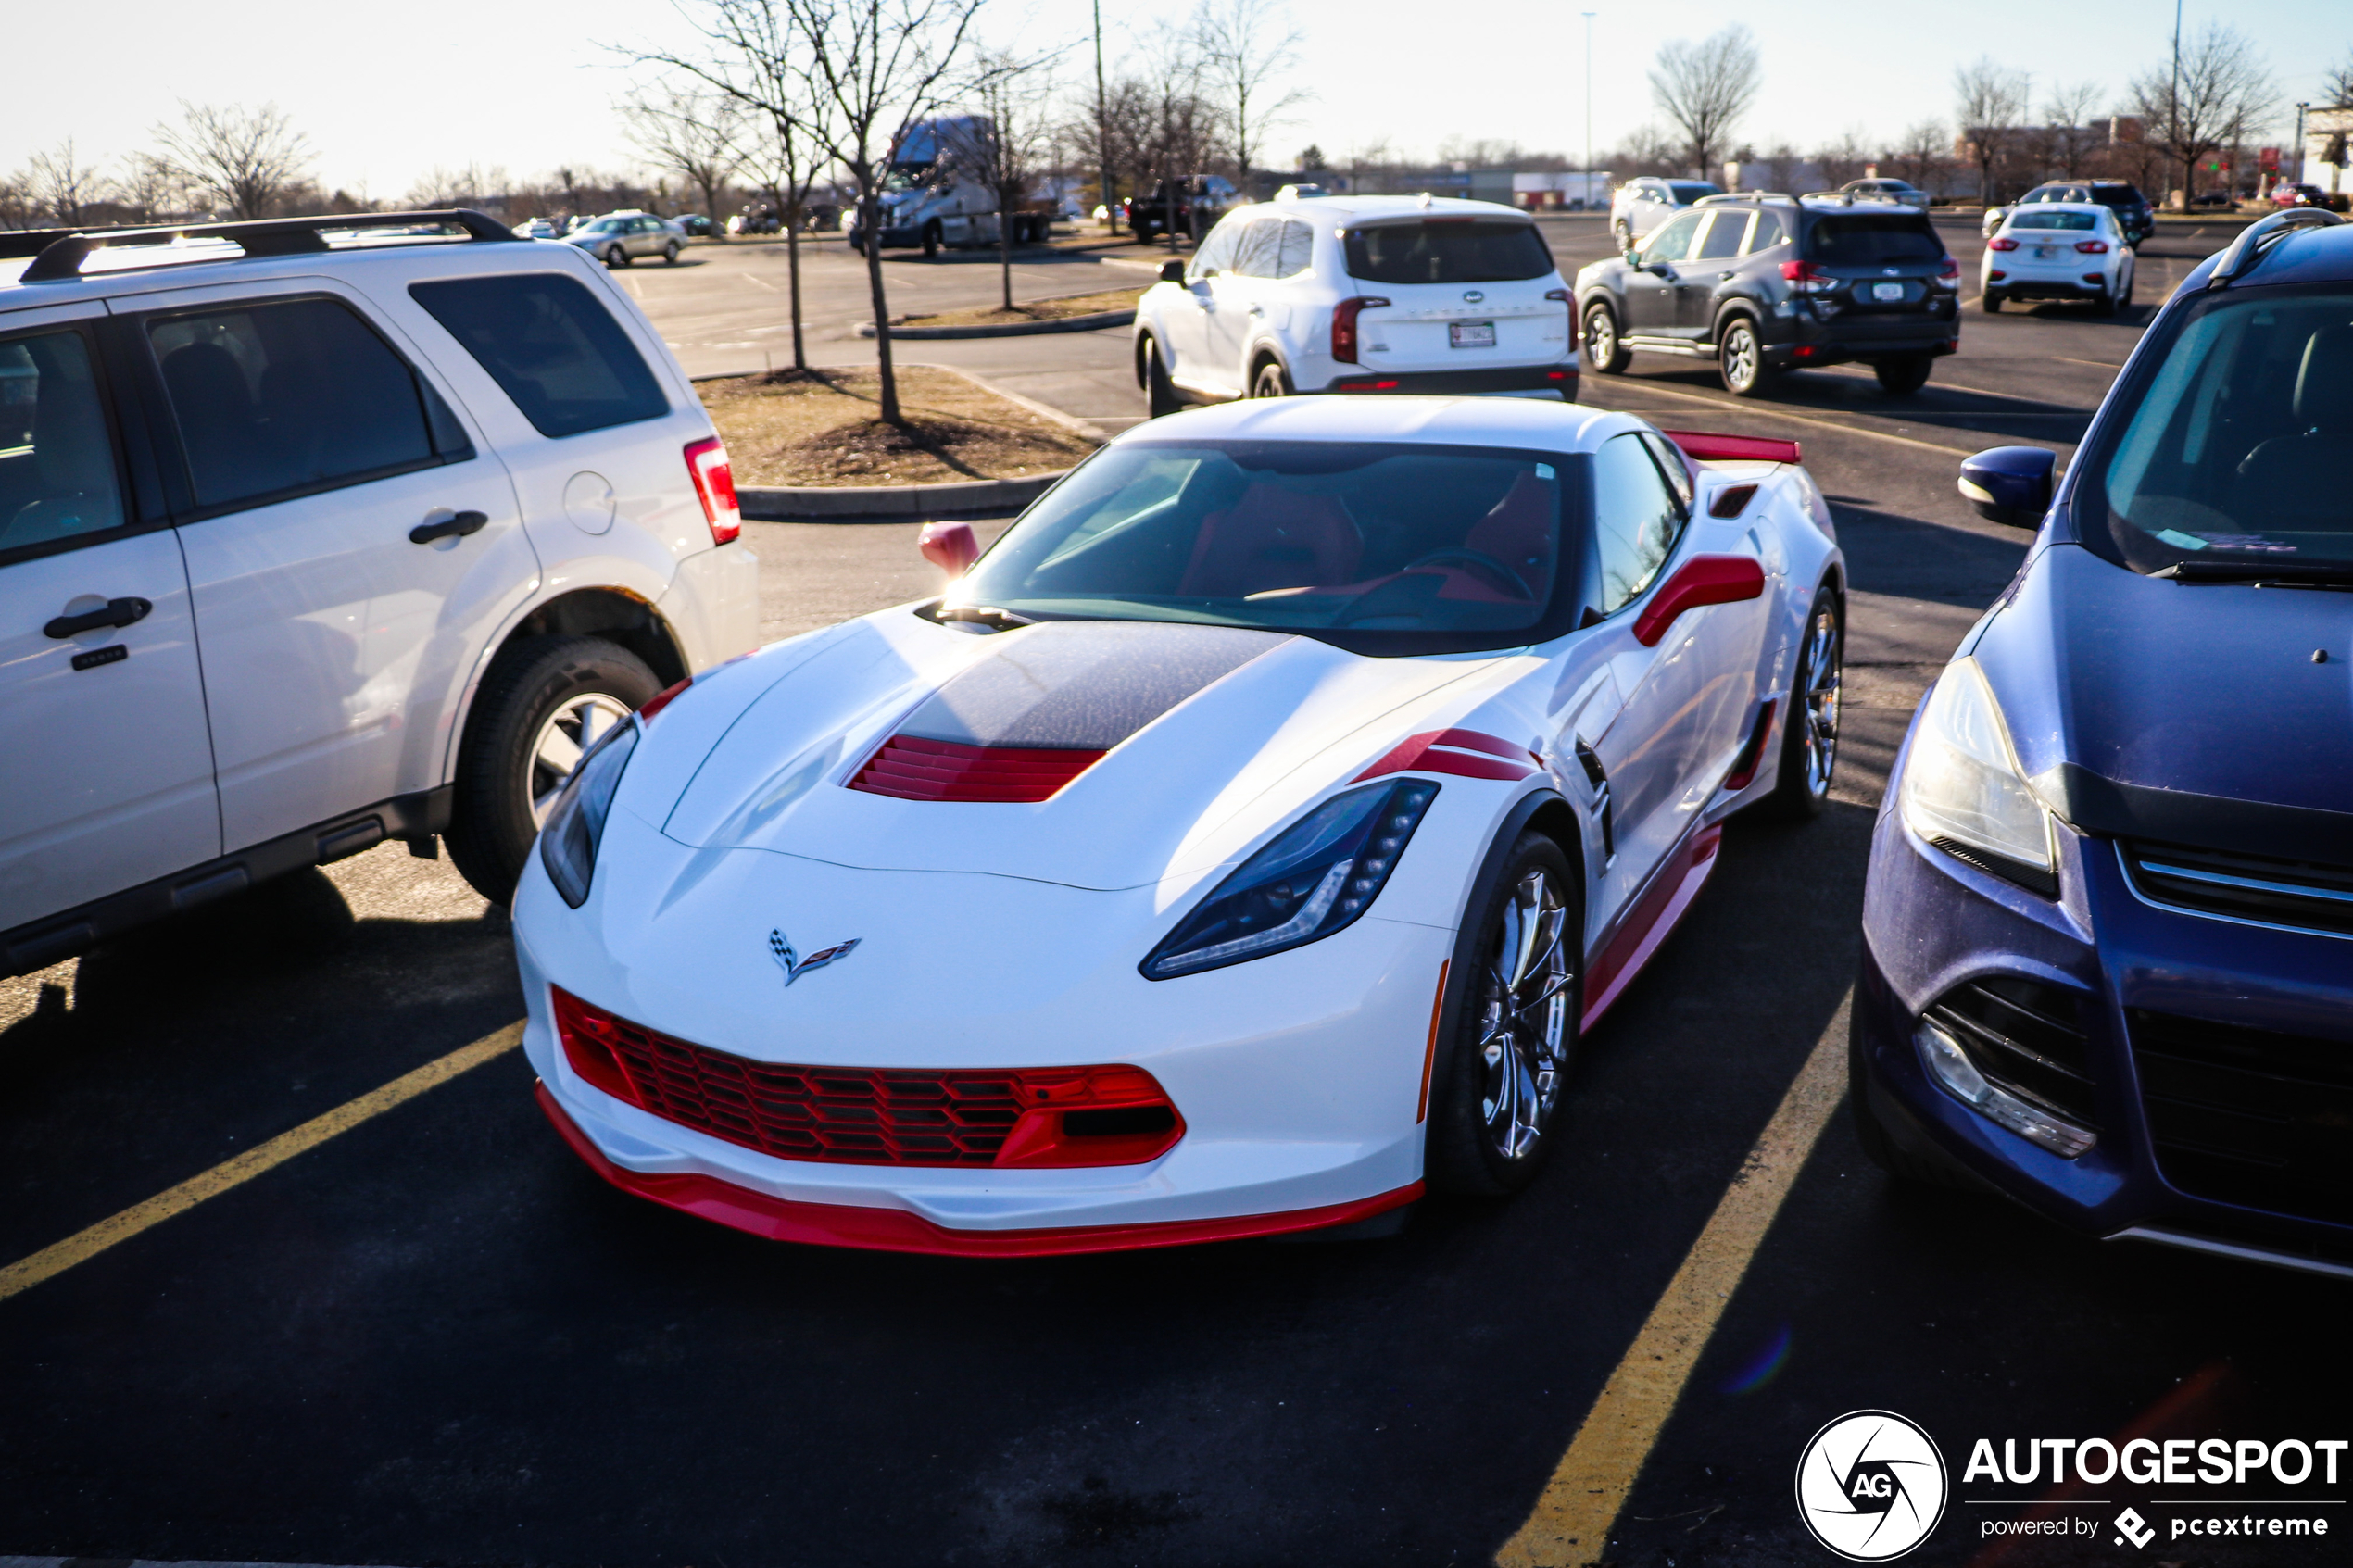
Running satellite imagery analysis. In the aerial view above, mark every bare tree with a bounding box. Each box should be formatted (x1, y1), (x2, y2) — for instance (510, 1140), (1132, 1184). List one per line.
(1954, 58), (2031, 204)
(1610, 123), (1687, 180)
(117, 153), (186, 223)
(405, 164), (516, 211)
(2032, 81), (2107, 178)
(2130, 24), (2275, 208)
(624, 84), (749, 228)
(1758, 139), (1805, 193)
(2322, 52), (2353, 109)
(1812, 126), (1871, 190)
(1647, 24), (1762, 180)
(154, 102), (312, 220)
(971, 52), (1057, 309)
(1890, 120), (1951, 194)
(1193, 0), (1306, 194)
(20, 141), (107, 225)
(0, 176), (33, 231)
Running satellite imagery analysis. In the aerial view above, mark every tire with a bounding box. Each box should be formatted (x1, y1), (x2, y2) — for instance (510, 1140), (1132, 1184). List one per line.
(603, 245), (627, 269)
(1611, 220), (1631, 249)
(1718, 315), (1771, 397)
(1426, 832), (1581, 1198)
(444, 634), (662, 906)
(2118, 266), (2134, 310)
(1874, 355), (1933, 395)
(1582, 300), (1632, 375)
(1143, 335), (1183, 419)
(922, 221), (941, 258)
(662, 241), (681, 264)
(1759, 583), (1843, 820)
(2092, 286), (2118, 317)
(1981, 289), (2003, 313)
(1250, 358), (1292, 398)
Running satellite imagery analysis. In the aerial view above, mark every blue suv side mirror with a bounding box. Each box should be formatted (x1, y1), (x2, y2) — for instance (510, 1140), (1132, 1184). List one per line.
(1958, 446), (2057, 529)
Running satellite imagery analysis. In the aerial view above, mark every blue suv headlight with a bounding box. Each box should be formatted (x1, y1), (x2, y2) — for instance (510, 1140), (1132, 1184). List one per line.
(1141, 780), (1439, 979)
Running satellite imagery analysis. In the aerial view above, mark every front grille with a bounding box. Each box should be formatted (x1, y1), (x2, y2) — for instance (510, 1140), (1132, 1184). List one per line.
(2131, 1009), (2353, 1226)
(1924, 975), (2098, 1126)
(549, 988), (1180, 1169)
(848, 735), (1103, 802)
(2121, 841), (2353, 938)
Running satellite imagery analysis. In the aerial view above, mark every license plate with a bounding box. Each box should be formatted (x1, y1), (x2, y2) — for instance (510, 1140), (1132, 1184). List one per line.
(1450, 320), (1497, 348)
(2034, 246), (2058, 260)
(1871, 282), (1906, 302)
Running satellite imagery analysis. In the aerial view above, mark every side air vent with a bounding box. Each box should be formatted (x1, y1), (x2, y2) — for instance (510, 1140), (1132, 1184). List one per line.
(1923, 975), (2098, 1128)
(1574, 738), (1615, 862)
(849, 736), (1103, 802)
(2120, 841), (2353, 939)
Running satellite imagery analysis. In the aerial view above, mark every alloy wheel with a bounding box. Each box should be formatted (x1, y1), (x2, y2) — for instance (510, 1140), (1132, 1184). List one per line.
(1585, 307), (1617, 369)
(1252, 362), (1288, 398)
(527, 692), (634, 826)
(1478, 868), (1573, 1161)
(1798, 604), (1843, 797)
(1721, 322), (1758, 394)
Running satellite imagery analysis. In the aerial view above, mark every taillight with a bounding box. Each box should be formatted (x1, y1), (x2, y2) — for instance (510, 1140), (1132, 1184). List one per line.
(1938, 257), (1959, 281)
(1987, 237), (2020, 252)
(1779, 258), (1835, 295)
(1331, 295), (1389, 363)
(2075, 239), (2109, 254)
(684, 435), (740, 545)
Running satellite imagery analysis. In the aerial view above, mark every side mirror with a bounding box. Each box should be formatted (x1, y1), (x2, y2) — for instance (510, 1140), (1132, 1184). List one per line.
(1159, 258), (1186, 283)
(918, 520), (979, 577)
(1632, 554), (1767, 646)
(1957, 446), (2057, 529)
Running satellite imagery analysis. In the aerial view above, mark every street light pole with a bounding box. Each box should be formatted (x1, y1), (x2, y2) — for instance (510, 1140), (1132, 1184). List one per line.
(2170, 0), (2183, 209)
(1094, 0), (1112, 234)
(1582, 11), (1597, 209)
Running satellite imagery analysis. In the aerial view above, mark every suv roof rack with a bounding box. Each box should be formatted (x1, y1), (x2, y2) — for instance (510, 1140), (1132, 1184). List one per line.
(2206, 207), (2344, 290)
(8, 209), (521, 285)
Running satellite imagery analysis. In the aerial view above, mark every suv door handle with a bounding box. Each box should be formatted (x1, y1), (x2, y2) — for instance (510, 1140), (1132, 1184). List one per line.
(45, 597), (152, 638)
(1718, 270), (1736, 281)
(409, 509), (489, 545)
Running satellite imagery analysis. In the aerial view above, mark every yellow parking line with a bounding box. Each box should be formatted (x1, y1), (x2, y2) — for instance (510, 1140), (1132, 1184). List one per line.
(0, 1022), (523, 1304)
(1495, 992), (1853, 1568)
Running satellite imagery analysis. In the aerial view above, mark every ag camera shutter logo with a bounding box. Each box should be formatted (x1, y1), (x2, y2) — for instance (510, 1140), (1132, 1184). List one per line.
(1795, 1410), (1949, 1561)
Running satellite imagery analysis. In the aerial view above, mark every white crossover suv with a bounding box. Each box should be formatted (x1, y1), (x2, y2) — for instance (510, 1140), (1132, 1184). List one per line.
(1133, 195), (1579, 414)
(0, 209), (760, 974)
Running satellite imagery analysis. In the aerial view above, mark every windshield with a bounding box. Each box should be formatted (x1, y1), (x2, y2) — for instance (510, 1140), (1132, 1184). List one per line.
(2012, 210), (2099, 231)
(1343, 220), (1554, 285)
(1669, 182), (1723, 204)
(950, 441), (1583, 654)
(2082, 285), (2353, 573)
(1806, 214), (1945, 265)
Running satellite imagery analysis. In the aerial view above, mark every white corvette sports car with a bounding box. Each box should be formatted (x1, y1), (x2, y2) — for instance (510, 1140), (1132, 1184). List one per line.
(516, 395), (1844, 1256)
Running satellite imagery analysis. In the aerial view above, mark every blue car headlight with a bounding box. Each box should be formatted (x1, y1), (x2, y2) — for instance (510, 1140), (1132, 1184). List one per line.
(1141, 780), (1439, 979)
(538, 720), (640, 909)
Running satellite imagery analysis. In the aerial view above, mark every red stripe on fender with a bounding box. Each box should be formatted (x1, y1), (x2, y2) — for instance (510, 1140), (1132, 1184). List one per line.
(1580, 823), (1722, 1032)
(1660, 429), (1803, 466)
(538, 1083), (1421, 1257)
(1632, 555), (1768, 647)
(1356, 729), (1540, 784)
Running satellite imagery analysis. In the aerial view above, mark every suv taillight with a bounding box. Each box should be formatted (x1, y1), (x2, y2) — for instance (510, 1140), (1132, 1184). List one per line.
(1938, 257), (1959, 281)
(684, 436), (740, 545)
(1331, 296), (1390, 363)
(1780, 258), (1835, 295)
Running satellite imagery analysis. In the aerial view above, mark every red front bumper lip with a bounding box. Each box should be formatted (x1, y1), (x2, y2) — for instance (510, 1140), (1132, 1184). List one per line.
(537, 1082), (1422, 1258)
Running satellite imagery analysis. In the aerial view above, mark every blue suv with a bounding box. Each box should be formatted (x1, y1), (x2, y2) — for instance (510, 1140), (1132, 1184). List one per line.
(1852, 209), (2353, 1280)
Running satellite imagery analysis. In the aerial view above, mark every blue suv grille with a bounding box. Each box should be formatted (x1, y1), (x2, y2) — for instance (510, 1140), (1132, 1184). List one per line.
(2121, 841), (2353, 939)
(2130, 1010), (2353, 1227)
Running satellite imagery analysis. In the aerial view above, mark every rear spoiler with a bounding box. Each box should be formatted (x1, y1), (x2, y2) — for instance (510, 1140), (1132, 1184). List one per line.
(1661, 430), (1802, 466)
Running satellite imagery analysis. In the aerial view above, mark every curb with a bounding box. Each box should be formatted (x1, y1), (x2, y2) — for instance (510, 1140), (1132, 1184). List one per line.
(738, 471), (1066, 522)
(857, 307), (1135, 340)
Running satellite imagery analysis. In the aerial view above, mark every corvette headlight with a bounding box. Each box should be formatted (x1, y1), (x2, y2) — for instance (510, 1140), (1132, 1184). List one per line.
(1900, 659), (2057, 897)
(1141, 780), (1439, 979)
(538, 720), (639, 909)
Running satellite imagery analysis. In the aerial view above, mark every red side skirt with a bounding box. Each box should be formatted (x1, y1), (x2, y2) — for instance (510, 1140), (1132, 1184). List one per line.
(537, 1083), (1423, 1258)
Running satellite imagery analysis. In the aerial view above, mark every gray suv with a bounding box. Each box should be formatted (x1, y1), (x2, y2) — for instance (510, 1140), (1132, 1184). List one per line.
(1576, 193), (1961, 396)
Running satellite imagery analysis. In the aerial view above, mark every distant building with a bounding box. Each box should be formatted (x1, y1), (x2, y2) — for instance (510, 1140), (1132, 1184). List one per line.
(2303, 107), (2352, 194)
(1513, 171), (1612, 209)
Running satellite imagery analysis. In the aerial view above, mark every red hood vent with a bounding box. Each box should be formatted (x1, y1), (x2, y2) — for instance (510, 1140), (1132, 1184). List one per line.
(849, 735), (1104, 802)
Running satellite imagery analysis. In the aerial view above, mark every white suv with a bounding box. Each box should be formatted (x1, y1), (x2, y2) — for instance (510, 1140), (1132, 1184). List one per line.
(1133, 195), (1578, 414)
(0, 209), (760, 974)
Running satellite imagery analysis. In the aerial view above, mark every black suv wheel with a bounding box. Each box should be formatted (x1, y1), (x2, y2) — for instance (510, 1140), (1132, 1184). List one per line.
(1718, 316), (1771, 397)
(1583, 301), (1632, 374)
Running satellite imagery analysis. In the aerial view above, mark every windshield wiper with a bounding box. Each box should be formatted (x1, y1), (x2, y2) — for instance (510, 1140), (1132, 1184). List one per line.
(2154, 559), (2353, 590)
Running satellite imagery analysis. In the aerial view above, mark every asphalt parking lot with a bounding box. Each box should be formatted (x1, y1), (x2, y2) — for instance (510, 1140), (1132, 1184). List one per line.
(8, 215), (2343, 1568)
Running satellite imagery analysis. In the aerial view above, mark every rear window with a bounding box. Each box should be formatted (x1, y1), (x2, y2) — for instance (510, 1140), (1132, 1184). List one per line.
(1343, 220), (1554, 285)
(2013, 210), (2098, 231)
(410, 274), (669, 439)
(1668, 182), (1722, 205)
(1806, 215), (1944, 266)
(2093, 188), (2143, 208)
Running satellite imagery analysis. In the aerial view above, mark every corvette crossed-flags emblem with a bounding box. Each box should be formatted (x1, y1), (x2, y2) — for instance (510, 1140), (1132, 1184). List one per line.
(769, 929), (861, 986)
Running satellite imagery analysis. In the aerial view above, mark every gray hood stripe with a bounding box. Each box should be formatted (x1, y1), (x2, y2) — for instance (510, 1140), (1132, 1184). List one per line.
(901, 622), (1291, 750)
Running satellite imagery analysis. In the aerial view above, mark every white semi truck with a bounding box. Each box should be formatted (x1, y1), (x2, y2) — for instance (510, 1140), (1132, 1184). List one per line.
(847, 116), (1055, 256)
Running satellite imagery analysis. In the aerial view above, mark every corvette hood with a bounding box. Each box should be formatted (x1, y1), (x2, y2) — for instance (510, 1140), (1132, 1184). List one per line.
(635, 612), (1507, 890)
(1974, 544), (2353, 858)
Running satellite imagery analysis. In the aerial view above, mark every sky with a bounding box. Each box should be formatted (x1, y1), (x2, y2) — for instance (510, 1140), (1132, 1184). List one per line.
(5, 0), (2346, 200)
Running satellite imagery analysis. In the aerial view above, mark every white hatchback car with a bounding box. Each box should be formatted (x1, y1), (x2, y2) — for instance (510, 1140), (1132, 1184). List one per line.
(1, 209), (759, 974)
(1981, 202), (2135, 314)
(1133, 195), (1579, 415)
(1610, 177), (1725, 245)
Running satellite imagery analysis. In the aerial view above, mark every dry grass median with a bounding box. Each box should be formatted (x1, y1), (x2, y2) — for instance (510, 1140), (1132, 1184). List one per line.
(701, 366), (1099, 487)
